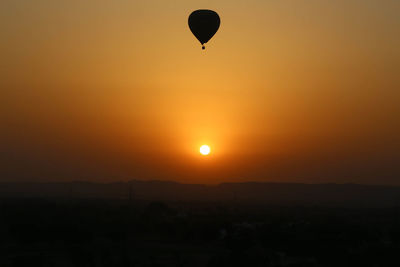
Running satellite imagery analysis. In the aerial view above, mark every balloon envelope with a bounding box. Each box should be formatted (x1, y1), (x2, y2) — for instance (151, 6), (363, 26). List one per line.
(188, 10), (220, 49)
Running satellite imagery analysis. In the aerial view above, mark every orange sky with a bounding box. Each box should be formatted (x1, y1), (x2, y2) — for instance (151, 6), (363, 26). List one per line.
(1, 0), (399, 184)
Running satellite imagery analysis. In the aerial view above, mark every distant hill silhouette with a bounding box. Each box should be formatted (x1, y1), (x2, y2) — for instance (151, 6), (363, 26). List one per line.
(1, 180), (399, 207)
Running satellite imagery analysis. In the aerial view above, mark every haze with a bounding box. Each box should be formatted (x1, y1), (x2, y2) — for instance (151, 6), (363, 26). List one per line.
(1, 0), (399, 184)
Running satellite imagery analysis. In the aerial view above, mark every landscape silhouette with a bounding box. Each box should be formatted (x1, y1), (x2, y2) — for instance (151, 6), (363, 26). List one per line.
(1, 180), (400, 266)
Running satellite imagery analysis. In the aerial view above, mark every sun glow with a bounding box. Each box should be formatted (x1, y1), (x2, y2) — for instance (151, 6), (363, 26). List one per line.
(200, 145), (211, 156)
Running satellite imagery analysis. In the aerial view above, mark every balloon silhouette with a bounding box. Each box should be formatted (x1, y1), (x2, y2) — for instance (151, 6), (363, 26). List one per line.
(188, 10), (220, 50)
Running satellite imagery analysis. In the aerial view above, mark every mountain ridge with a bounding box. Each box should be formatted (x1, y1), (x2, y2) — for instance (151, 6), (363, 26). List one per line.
(1, 180), (399, 207)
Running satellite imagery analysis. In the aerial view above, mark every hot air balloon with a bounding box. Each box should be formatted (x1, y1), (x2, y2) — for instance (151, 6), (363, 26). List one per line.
(188, 10), (220, 50)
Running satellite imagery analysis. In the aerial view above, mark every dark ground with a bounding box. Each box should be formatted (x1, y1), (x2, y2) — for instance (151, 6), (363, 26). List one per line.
(1, 198), (400, 267)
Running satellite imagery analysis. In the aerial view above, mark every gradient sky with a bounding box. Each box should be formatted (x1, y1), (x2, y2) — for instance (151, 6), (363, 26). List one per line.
(1, 0), (399, 184)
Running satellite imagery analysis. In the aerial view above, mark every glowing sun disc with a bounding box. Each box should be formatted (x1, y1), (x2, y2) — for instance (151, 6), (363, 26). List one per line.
(200, 145), (211, 155)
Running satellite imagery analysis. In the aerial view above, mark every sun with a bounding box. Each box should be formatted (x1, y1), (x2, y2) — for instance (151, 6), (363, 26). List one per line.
(200, 145), (211, 156)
